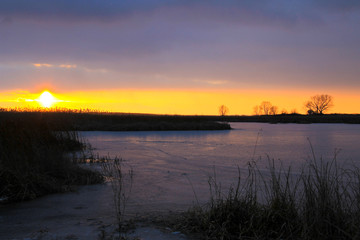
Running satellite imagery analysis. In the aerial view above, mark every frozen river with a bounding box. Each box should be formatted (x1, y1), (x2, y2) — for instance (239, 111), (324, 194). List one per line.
(83, 122), (360, 171)
(82, 122), (360, 208)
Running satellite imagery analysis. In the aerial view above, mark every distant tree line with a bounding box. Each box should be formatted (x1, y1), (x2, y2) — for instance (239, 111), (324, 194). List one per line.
(218, 94), (334, 116)
(252, 94), (334, 116)
(253, 101), (279, 115)
(253, 94), (334, 116)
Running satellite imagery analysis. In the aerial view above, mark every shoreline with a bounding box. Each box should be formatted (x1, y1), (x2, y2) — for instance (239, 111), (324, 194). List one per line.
(1, 112), (360, 133)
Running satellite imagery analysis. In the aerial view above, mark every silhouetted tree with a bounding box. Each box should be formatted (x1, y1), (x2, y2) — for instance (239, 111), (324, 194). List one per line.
(269, 106), (278, 115)
(218, 105), (229, 116)
(260, 101), (272, 115)
(305, 94), (334, 114)
(253, 101), (278, 115)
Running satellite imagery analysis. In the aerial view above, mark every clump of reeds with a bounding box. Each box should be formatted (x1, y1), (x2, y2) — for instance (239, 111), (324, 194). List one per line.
(101, 157), (134, 235)
(175, 152), (360, 239)
(0, 119), (103, 203)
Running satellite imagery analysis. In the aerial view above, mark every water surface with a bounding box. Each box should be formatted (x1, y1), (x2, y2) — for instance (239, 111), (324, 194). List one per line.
(83, 122), (360, 168)
(81, 122), (360, 207)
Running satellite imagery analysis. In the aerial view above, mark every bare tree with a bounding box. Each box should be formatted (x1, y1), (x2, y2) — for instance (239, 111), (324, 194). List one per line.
(260, 101), (272, 115)
(304, 94), (334, 114)
(269, 106), (279, 115)
(218, 105), (229, 116)
(253, 101), (279, 115)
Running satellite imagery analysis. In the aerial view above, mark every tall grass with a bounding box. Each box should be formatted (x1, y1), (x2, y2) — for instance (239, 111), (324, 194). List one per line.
(175, 153), (360, 239)
(0, 119), (103, 203)
(101, 157), (134, 238)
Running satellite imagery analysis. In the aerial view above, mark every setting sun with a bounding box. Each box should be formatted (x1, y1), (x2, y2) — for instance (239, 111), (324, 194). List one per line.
(37, 91), (56, 108)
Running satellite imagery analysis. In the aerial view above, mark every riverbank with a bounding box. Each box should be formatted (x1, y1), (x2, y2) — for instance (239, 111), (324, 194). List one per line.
(0, 171), (196, 240)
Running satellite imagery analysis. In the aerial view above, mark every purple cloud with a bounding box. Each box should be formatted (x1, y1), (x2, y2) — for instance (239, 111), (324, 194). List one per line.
(0, 0), (359, 91)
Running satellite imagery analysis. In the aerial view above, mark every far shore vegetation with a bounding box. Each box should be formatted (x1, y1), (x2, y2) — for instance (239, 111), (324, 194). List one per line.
(1, 108), (360, 132)
(0, 109), (232, 131)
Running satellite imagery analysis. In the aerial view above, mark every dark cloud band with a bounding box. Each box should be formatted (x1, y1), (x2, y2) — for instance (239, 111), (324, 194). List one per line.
(1, 0), (359, 24)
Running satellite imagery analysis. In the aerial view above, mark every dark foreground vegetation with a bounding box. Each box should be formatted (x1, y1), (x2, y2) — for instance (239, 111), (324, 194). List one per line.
(169, 156), (360, 239)
(0, 118), (103, 203)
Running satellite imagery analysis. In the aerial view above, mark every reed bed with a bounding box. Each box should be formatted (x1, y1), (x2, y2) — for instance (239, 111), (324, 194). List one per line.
(173, 154), (360, 239)
(0, 118), (103, 203)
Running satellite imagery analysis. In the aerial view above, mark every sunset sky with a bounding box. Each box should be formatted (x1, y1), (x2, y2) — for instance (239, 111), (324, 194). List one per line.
(1, 1), (359, 115)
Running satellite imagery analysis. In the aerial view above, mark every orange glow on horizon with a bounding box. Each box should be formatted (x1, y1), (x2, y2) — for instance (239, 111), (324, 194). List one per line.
(0, 90), (68, 109)
(0, 88), (359, 115)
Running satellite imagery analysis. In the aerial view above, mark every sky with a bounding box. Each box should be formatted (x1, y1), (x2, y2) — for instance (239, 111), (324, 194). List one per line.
(0, 0), (360, 114)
